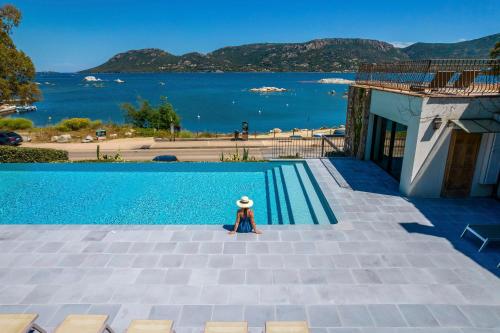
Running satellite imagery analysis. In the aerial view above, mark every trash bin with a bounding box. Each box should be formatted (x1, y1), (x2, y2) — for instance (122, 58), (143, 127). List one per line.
(234, 130), (240, 140)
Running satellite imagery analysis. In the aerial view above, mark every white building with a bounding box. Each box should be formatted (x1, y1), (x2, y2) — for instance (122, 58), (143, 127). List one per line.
(347, 59), (500, 198)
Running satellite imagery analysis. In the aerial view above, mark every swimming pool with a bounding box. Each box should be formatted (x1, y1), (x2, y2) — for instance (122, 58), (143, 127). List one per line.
(0, 162), (336, 225)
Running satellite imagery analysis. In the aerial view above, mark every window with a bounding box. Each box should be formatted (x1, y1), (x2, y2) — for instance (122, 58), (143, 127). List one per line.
(371, 115), (408, 180)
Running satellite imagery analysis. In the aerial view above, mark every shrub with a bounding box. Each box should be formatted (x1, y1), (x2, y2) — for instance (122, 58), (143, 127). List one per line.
(0, 118), (34, 130)
(0, 146), (68, 162)
(55, 118), (102, 131)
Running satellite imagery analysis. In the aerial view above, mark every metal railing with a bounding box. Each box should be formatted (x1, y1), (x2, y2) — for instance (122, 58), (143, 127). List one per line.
(355, 59), (500, 95)
(271, 136), (344, 159)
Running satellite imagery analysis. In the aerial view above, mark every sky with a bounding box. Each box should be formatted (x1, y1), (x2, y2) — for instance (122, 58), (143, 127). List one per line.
(7, 0), (500, 72)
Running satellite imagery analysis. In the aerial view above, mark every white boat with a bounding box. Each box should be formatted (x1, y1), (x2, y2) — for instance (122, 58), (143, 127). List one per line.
(114, 78), (125, 83)
(16, 105), (37, 113)
(249, 86), (287, 93)
(83, 75), (102, 82)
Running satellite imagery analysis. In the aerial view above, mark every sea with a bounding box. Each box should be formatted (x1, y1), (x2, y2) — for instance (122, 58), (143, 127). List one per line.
(14, 72), (353, 133)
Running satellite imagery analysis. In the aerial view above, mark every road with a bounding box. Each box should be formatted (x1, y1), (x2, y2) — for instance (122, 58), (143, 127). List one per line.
(24, 138), (275, 161)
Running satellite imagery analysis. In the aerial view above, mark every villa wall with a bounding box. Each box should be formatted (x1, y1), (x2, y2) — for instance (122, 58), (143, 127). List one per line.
(364, 89), (500, 197)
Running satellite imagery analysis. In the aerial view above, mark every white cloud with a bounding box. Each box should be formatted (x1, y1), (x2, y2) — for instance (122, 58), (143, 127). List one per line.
(390, 41), (416, 48)
(457, 38), (468, 42)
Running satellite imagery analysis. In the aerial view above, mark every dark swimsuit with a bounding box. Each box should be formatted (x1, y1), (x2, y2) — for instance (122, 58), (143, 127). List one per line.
(237, 211), (253, 233)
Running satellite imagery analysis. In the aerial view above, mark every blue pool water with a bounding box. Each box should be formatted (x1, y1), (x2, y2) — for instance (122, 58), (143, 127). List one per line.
(0, 162), (336, 225)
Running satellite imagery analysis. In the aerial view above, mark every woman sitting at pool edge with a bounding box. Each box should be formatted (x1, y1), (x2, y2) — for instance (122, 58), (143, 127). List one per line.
(229, 196), (262, 234)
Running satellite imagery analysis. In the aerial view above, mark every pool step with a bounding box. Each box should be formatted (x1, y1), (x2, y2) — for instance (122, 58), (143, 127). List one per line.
(273, 167), (291, 224)
(265, 170), (280, 225)
(294, 163), (331, 224)
(279, 165), (315, 225)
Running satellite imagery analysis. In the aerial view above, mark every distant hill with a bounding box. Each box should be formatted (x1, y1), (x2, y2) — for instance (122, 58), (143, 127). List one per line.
(81, 34), (499, 73)
(81, 39), (409, 73)
(402, 33), (499, 59)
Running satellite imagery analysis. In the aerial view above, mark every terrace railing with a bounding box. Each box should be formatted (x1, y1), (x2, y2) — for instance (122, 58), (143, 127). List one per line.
(355, 59), (500, 95)
(271, 136), (344, 159)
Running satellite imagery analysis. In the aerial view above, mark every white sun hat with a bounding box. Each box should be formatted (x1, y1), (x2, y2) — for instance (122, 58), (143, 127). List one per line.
(236, 195), (254, 208)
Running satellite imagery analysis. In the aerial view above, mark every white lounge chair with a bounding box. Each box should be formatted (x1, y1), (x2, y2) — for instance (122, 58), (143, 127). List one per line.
(127, 319), (173, 333)
(265, 321), (309, 333)
(54, 314), (114, 333)
(205, 321), (248, 333)
(0, 313), (46, 333)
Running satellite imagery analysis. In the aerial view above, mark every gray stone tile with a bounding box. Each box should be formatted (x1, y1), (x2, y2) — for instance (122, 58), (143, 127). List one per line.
(130, 242), (156, 253)
(164, 269), (192, 284)
(175, 242), (200, 254)
(223, 242), (246, 254)
(244, 305), (275, 327)
(459, 306), (500, 328)
(308, 305), (341, 327)
(276, 305), (308, 321)
(106, 242), (132, 253)
(38, 242), (65, 253)
(110, 285), (148, 303)
(283, 255), (310, 268)
(179, 305), (213, 326)
(259, 255), (284, 268)
(107, 254), (135, 268)
(149, 305), (181, 321)
(25, 304), (60, 326)
(135, 269), (167, 284)
(351, 269), (382, 284)
(228, 286), (260, 305)
(169, 286), (201, 304)
(112, 304), (151, 331)
(208, 255), (234, 268)
(427, 304), (472, 327)
(300, 269), (328, 284)
(189, 269), (219, 285)
(219, 269), (246, 284)
(159, 255), (184, 268)
(368, 304), (407, 327)
(273, 269), (300, 284)
(88, 305), (121, 325)
(199, 242), (223, 254)
(293, 242), (317, 254)
(199, 286), (229, 304)
(399, 305), (439, 327)
(259, 285), (289, 304)
(21, 285), (62, 305)
(212, 305), (244, 321)
(247, 242), (269, 254)
(153, 242), (177, 253)
(233, 255), (259, 269)
(132, 254), (160, 268)
(0, 285), (34, 303)
(141, 285), (171, 304)
(337, 305), (374, 327)
(183, 254), (209, 268)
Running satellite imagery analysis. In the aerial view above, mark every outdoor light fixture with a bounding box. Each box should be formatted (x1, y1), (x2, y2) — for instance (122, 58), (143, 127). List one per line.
(433, 117), (443, 130)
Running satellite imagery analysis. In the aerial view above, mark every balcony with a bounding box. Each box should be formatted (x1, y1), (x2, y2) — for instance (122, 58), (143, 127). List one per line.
(355, 59), (500, 96)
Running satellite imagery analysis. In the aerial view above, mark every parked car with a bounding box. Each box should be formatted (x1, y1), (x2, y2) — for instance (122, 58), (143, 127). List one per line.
(0, 131), (23, 146)
(289, 135), (303, 140)
(324, 129), (345, 138)
(152, 155), (178, 162)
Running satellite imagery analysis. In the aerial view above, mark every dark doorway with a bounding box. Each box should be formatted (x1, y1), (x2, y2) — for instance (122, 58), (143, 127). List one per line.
(442, 129), (482, 197)
(371, 115), (408, 180)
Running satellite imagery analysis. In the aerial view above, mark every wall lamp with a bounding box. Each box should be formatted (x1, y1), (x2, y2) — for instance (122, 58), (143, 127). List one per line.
(433, 117), (443, 130)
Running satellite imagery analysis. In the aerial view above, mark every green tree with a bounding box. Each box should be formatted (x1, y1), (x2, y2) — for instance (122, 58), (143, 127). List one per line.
(122, 97), (180, 130)
(490, 41), (500, 59)
(0, 4), (40, 104)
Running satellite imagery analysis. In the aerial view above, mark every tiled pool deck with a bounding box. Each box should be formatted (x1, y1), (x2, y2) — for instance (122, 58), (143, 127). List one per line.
(0, 158), (499, 332)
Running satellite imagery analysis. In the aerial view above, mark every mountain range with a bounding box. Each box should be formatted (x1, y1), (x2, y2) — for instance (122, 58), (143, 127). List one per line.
(82, 33), (499, 73)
